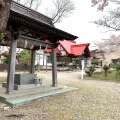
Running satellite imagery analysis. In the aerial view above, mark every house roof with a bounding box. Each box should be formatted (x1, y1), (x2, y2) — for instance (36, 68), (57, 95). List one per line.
(59, 40), (92, 57)
(93, 56), (103, 59)
(71, 44), (87, 56)
(59, 40), (76, 54)
(91, 49), (105, 53)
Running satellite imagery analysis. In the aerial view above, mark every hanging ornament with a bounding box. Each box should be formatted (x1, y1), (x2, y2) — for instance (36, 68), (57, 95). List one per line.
(24, 39), (28, 48)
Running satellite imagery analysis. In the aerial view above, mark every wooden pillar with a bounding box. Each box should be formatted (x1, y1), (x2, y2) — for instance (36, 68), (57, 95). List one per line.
(30, 50), (35, 73)
(6, 39), (17, 94)
(52, 46), (57, 87)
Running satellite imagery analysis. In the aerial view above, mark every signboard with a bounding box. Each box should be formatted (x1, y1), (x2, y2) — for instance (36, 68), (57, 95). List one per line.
(81, 60), (85, 69)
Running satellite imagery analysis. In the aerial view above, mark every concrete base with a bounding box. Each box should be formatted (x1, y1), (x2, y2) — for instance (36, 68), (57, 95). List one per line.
(0, 85), (78, 107)
(2, 82), (44, 90)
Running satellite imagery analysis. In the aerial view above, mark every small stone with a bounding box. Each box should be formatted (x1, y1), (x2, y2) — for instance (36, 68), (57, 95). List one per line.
(0, 103), (7, 109)
(3, 106), (10, 111)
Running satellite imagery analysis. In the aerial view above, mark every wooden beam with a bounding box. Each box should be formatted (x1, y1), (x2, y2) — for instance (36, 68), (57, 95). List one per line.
(19, 35), (53, 48)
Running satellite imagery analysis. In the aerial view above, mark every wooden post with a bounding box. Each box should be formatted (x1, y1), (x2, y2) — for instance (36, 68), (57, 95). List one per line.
(52, 46), (57, 87)
(30, 50), (35, 73)
(46, 55), (48, 72)
(81, 60), (85, 79)
(6, 39), (17, 94)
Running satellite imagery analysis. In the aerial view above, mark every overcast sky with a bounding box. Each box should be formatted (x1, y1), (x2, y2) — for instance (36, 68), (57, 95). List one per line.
(21, 0), (119, 50)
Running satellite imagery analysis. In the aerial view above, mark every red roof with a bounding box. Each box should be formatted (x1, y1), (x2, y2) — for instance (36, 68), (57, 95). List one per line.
(71, 44), (87, 56)
(44, 40), (92, 57)
(59, 40), (91, 57)
(45, 48), (61, 55)
(59, 40), (76, 54)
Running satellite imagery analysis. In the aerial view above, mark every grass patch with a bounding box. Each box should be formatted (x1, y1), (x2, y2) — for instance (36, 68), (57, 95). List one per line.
(84, 70), (120, 83)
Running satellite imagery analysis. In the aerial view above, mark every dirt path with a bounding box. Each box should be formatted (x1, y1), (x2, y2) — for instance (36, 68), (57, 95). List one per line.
(0, 70), (120, 120)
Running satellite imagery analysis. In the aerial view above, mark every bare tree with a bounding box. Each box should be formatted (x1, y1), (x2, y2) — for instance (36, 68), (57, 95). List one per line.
(0, 0), (12, 32)
(23, 0), (75, 24)
(93, 34), (120, 52)
(24, 0), (42, 11)
(16, 0), (75, 24)
(14, 0), (21, 2)
(45, 0), (75, 24)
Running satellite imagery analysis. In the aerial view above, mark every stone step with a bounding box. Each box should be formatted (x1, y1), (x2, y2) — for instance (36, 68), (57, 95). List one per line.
(2, 86), (63, 101)
(5, 86), (78, 107)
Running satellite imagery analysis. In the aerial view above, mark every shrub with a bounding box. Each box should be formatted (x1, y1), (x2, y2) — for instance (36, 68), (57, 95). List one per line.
(3, 57), (9, 64)
(103, 65), (110, 78)
(0, 32), (5, 41)
(114, 64), (120, 77)
(91, 60), (100, 67)
(85, 66), (95, 76)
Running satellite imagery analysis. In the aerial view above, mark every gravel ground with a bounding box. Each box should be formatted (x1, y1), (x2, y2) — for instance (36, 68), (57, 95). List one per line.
(0, 70), (120, 120)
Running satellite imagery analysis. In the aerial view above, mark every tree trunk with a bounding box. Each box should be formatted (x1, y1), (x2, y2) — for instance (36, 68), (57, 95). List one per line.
(0, 0), (12, 32)
(105, 70), (107, 78)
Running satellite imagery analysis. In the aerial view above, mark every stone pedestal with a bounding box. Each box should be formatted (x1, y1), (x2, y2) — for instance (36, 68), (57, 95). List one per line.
(14, 73), (37, 85)
(2, 73), (40, 90)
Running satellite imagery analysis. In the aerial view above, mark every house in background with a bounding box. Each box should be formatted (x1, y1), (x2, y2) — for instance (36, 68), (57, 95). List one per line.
(91, 49), (120, 66)
(104, 52), (120, 66)
(91, 49), (105, 66)
(0, 55), (4, 64)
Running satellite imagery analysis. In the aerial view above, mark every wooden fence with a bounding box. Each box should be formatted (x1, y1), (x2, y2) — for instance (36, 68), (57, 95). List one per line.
(0, 64), (31, 72)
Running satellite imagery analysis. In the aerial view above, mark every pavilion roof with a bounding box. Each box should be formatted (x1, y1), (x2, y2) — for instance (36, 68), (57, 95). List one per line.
(9, 1), (78, 41)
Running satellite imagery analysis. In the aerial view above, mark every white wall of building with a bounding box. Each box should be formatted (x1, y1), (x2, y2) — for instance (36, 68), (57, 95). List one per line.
(35, 50), (49, 66)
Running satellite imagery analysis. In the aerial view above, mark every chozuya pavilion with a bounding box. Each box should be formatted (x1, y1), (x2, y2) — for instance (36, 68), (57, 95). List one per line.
(0, 1), (78, 96)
